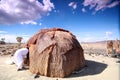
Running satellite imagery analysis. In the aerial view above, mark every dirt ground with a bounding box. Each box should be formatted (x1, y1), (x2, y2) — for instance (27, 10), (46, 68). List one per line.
(0, 53), (119, 80)
(0, 43), (120, 80)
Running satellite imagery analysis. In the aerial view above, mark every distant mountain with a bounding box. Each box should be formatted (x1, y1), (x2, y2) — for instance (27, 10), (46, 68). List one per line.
(80, 40), (120, 44)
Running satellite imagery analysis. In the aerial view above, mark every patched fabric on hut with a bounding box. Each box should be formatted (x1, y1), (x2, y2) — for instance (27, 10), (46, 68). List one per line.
(25, 28), (85, 78)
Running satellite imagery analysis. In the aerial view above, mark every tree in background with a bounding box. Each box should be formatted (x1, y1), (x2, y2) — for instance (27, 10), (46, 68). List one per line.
(16, 37), (23, 48)
(1, 38), (5, 42)
(0, 38), (6, 44)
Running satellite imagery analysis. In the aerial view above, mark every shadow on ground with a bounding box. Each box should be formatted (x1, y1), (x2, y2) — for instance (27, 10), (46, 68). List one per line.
(67, 60), (108, 78)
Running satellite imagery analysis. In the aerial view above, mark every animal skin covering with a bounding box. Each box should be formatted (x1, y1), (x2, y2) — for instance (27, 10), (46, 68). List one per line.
(13, 48), (28, 69)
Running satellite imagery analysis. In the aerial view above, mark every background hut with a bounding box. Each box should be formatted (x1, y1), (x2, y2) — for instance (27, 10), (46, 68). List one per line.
(107, 40), (113, 54)
(25, 28), (85, 78)
(114, 39), (120, 53)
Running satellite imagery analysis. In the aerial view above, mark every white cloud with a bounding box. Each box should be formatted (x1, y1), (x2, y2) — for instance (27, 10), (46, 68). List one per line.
(54, 10), (60, 13)
(76, 32), (108, 42)
(107, 1), (120, 8)
(105, 31), (113, 39)
(21, 35), (30, 43)
(83, 0), (120, 12)
(68, 2), (77, 9)
(0, 33), (30, 43)
(82, 8), (86, 12)
(47, 13), (50, 16)
(68, 2), (74, 6)
(21, 21), (37, 25)
(0, 34), (18, 43)
(39, 23), (42, 26)
(106, 31), (112, 36)
(82, 37), (94, 42)
(43, 0), (54, 11)
(0, 0), (54, 24)
(77, 35), (108, 42)
(75, 31), (118, 42)
(75, 33), (95, 42)
(0, 30), (8, 34)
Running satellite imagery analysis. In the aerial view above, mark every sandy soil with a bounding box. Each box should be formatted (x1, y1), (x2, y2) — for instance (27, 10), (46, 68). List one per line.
(0, 53), (119, 80)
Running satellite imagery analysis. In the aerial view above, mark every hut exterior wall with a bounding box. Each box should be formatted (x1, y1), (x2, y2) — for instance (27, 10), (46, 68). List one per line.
(27, 28), (85, 78)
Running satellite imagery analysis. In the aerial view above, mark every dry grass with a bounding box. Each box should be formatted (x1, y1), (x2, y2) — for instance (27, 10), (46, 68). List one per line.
(0, 42), (119, 80)
(0, 43), (24, 55)
(81, 43), (107, 56)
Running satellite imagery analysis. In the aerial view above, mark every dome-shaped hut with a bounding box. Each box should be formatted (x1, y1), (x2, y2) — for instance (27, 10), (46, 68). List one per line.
(25, 28), (85, 78)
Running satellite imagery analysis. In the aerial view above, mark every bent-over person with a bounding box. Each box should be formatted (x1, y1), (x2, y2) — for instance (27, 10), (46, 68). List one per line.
(13, 47), (29, 71)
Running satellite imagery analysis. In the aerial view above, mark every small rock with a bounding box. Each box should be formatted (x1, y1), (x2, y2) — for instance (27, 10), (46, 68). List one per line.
(116, 60), (120, 63)
(34, 73), (40, 79)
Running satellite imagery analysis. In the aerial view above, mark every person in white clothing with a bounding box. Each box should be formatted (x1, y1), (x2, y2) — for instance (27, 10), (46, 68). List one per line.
(13, 47), (29, 71)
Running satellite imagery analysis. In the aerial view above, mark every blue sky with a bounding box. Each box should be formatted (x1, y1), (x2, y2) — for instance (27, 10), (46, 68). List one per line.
(0, 0), (120, 43)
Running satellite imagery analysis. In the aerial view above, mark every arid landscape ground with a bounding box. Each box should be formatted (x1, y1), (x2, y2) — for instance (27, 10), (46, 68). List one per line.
(0, 42), (119, 80)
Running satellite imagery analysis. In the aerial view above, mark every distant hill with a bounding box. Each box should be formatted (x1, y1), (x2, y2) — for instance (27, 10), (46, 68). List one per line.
(80, 40), (120, 44)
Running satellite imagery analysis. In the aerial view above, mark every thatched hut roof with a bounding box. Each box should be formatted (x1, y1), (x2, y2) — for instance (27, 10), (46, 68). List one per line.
(25, 28), (85, 78)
